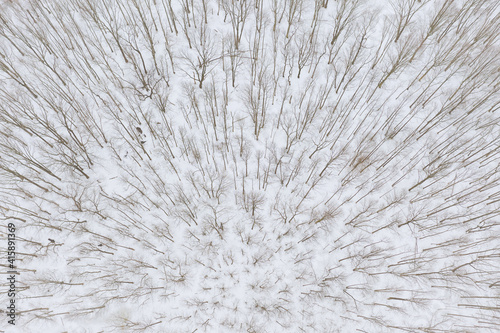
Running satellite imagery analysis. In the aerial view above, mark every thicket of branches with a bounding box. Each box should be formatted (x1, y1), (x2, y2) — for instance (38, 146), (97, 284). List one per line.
(0, 0), (499, 332)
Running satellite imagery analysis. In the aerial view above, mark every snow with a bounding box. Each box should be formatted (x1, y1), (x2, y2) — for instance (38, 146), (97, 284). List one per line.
(0, 0), (499, 332)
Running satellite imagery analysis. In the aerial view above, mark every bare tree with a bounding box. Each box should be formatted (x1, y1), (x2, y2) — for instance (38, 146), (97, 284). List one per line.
(180, 25), (220, 88)
(390, 0), (429, 43)
(222, 0), (251, 50)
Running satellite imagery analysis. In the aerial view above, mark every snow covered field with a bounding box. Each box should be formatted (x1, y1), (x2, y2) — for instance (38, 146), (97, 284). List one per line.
(0, 0), (499, 331)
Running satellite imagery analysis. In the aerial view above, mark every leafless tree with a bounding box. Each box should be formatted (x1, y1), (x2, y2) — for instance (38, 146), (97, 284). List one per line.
(222, 0), (251, 50)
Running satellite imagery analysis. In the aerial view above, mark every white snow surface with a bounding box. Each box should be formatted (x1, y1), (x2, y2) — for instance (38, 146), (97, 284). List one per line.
(0, 0), (499, 332)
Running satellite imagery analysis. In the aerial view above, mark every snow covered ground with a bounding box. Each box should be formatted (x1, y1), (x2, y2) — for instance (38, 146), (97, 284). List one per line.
(0, 0), (499, 332)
